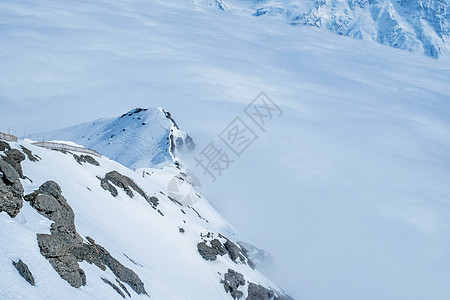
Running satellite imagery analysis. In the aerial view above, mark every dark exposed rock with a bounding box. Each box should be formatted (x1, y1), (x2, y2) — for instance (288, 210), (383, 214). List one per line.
(25, 181), (82, 245)
(83, 237), (147, 295)
(197, 239), (227, 261)
(2, 149), (26, 178)
(37, 234), (86, 288)
(102, 278), (125, 299)
(224, 239), (247, 264)
(12, 260), (35, 286)
(124, 254), (144, 268)
(247, 283), (293, 300)
(0, 158), (24, 217)
(99, 171), (159, 209)
(21, 146), (40, 162)
(116, 279), (132, 298)
(219, 268), (293, 300)
(73, 154), (100, 166)
(28, 182), (85, 288)
(197, 233), (251, 267)
(179, 227), (185, 234)
(0, 140), (11, 151)
(99, 176), (118, 197)
(26, 181), (147, 295)
(106, 171), (138, 198)
(221, 269), (245, 299)
(247, 283), (275, 300)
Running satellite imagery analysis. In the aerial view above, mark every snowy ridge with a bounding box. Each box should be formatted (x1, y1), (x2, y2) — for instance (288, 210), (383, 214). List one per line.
(189, 0), (229, 10)
(0, 139), (291, 299)
(192, 0), (450, 58)
(34, 108), (195, 171)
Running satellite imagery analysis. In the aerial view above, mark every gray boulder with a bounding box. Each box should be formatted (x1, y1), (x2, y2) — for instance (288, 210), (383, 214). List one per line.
(0, 158), (24, 217)
(0, 141), (11, 151)
(20, 146), (40, 162)
(247, 283), (274, 300)
(2, 149), (26, 178)
(221, 269), (245, 299)
(25, 181), (81, 244)
(26, 181), (147, 295)
(99, 171), (159, 209)
(197, 233), (253, 267)
(73, 154), (99, 166)
(37, 234), (86, 288)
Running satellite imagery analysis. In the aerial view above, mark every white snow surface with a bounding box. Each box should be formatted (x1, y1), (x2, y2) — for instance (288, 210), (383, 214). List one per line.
(0, 140), (282, 299)
(34, 107), (184, 170)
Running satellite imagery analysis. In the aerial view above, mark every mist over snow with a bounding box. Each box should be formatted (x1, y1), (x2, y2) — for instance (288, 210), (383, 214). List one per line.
(1, 0), (450, 299)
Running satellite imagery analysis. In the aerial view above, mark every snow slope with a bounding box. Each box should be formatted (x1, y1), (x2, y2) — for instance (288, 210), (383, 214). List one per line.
(34, 108), (195, 170)
(0, 139), (289, 299)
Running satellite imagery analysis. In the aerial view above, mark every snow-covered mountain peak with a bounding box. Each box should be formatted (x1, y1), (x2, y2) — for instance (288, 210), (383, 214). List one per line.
(34, 108), (195, 171)
(191, 0), (450, 58)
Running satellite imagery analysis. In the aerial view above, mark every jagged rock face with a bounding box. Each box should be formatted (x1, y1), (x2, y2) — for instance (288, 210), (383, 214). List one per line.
(73, 154), (99, 166)
(0, 141), (11, 151)
(12, 260), (35, 286)
(220, 268), (293, 300)
(0, 157), (24, 218)
(99, 171), (159, 209)
(247, 283), (275, 300)
(101, 278), (126, 299)
(253, 0), (449, 58)
(197, 232), (255, 268)
(1, 148), (26, 178)
(26, 181), (147, 294)
(71, 237), (147, 295)
(20, 145), (40, 162)
(221, 269), (246, 299)
(37, 233), (87, 288)
(25, 181), (82, 244)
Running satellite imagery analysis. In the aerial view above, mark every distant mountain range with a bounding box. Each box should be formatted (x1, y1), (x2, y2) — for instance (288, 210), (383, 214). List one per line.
(192, 0), (449, 58)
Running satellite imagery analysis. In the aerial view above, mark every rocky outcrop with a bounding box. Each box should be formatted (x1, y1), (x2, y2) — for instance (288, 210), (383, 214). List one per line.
(73, 237), (147, 295)
(247, 283), (275, 300)
(0, 140), (11, 151)
(21, 146), (40, 162)
(0, 158), (24, 218)
(1, 148), (26, 178)
(197, 232), (254, 268)
(73, 154), (99, 166)
(26, 181), (147, 294)
(220, 269), (293, 300)
(102, 278), (125, 299)
(99, 171), (159, 209)
(221, 269), (245, 299)
(12, 260), (35, 286)
(25, 181), (82, 244)
(37, 233), (86, 288)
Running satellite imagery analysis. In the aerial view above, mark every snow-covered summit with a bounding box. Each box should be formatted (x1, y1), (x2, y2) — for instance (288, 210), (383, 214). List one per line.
(34, 108), (195, 171)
